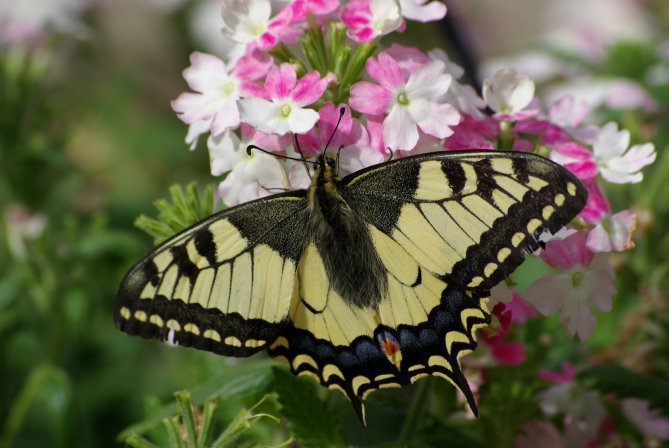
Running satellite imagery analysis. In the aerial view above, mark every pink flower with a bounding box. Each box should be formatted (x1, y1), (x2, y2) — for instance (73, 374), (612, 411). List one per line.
(208, 124), (287, 206)
(341, 0), (402, 43)
(524, 231), (616, 340)
(172, 52), (246, 149)
(239, 63), (327, 135)
(299, 102), (382, 174)
(429, 49), (486, 118)
(587, 210), (636, 253)
(506, 293), (538, 324)
(515, 422), (568, 448)
(592, 122), (656, 184)
(550, 142), (598, 180)
(221, 0), (298, 51)
(398, 0), (447, 23)
(621, 398), (669, 441)
(350, 52), (460, 151)
(482, 303), (526, 366)
(578, 179), (610, 224)
(538, 363), (576, 385)
(288, 0), (340, 22)
(443, 114), (497, 150)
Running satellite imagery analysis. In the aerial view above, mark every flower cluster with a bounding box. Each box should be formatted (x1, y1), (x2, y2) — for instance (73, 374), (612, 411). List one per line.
(172, 0), (655, 346)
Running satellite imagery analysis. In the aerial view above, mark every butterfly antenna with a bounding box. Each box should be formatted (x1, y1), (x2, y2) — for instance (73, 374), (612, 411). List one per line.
(323, 107), (346, 153)
(293, 135), (312, 179)
(246, 145), (315, 165)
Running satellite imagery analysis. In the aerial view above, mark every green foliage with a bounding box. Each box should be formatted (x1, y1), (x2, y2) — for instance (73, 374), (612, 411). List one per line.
(135, 183), (216, 244)
(123, 392), (284, 448)
(579, 365), (669, 415)
(272, 367), (346, 448)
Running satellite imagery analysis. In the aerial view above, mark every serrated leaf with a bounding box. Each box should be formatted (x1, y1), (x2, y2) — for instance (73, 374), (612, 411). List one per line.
(272, 367), (345, 448)
(578, 365), (669, 415)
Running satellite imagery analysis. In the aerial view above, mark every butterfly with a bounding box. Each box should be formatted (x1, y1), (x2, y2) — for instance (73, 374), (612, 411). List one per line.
(114, 142), (586, 423)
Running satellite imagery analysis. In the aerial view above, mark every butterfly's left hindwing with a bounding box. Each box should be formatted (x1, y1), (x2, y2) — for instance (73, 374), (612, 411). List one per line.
(114, 192), (309, 356)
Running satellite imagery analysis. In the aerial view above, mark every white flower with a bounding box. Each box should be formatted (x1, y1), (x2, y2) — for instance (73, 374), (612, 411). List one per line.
(398, 0), (446, 22)
(208, 129), (287, 206)
(482, 68), (535, 114)
(171, 52), (242, 149)
(429, 49), (485, 118)
(593, 122), (656, 184)
(587, 210), (636, 253)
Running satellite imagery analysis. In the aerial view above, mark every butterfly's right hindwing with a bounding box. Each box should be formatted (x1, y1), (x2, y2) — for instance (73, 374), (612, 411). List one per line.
(114, 191), (309, 356)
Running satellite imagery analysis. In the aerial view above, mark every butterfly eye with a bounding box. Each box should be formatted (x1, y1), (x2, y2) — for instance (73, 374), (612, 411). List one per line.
(327, 158), (336, 168)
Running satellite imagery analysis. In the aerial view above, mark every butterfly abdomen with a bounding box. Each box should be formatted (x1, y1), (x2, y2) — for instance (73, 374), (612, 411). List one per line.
(308, 156), (387, 308)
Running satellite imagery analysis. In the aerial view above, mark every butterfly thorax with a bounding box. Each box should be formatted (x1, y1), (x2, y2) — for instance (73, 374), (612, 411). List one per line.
(306, 154), (388, 309)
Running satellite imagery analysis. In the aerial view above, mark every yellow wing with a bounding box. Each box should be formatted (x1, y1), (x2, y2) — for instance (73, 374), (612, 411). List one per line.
(268, 151), (586, 421)
(114, 192), (308, 356)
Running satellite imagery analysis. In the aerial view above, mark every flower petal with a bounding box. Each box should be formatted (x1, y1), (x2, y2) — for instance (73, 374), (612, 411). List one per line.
(416, 101), (460, 139)
(265, 63), (297, 100)
(383, 105), (418, 150)
(350, 81), (392, 115)
(291, 71), (327, 106)
(405, 60), (451, 100)
(367, 52), (405, 91)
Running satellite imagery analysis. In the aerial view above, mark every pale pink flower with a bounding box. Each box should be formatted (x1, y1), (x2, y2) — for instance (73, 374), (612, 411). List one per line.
(208, 125), (287, 206)
(4, 204), (48, 261)
(587, 210), (636, 253)
(221, 0), (298, 51)
(288, 0), (340, 22)
(482, 68), (538, 121)
(539, 379), (607, 448)
(515, 421), (568, 448)
(621, 398), (669, 441)
(429, 49), (486, 118)
(350, 53), (459, 151)
(525, 231), (616, 340)
(398, 0), (446, 22)
(341, 0), (402, 43)
(548, 95), (599, 144)
(383, 44), (430, 75)
(0, 0), (88, 44)
(592, 122), (656, 184)
(172, 53), (244, 149)
(239, 63), (327, 135)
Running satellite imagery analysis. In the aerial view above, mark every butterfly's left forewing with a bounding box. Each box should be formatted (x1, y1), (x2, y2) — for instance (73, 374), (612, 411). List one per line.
(114, 191), (309, 356)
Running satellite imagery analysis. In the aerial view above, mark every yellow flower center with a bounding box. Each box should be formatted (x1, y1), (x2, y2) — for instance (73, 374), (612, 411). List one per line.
(396, 92), (410, 106)
(281, 104), (292, 118)
(571, 271), (584, 288)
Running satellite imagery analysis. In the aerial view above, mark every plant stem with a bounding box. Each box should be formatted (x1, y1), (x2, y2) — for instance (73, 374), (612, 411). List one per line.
(398, 379), (432, 445)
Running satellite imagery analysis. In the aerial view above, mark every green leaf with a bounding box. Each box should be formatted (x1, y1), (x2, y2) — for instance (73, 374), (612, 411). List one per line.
(272, 366), (345, 448)
(135, 183), (215, 244)
(117, 359), (274, 441)
(578, 365), (669, 415)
